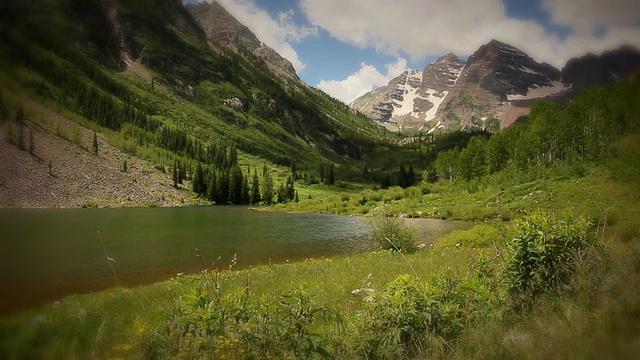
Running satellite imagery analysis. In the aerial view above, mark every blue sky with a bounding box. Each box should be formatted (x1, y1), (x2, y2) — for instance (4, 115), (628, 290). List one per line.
(185, 0), (640, 103)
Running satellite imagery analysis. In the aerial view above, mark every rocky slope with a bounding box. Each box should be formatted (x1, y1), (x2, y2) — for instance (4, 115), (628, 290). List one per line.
(0, 93), (199, 209)
(353, 40), (640, 132)
(436, 39), (563, 130)
(187, 1), (298, 80)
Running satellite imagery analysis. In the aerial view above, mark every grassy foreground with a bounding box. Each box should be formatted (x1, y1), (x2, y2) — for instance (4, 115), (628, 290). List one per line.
(1, 165), (639, 359)
(1, 221), (639, 358)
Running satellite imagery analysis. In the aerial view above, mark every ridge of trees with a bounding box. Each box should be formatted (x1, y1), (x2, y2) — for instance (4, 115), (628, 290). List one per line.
(434, 78), (640, 183)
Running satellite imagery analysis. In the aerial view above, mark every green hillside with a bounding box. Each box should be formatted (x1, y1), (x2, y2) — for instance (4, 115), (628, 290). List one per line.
(0, 0), (396, 205)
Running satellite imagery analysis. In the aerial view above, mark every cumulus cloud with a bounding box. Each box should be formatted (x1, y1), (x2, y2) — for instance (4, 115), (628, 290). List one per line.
(317, 58), (407, 104)
(214, 0), (318, 73)
(300, 0), (640, 70)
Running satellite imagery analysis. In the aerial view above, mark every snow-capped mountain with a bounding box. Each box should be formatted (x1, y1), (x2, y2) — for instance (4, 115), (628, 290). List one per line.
(352, 40), (640, 133)
(351, 53), (466, 132)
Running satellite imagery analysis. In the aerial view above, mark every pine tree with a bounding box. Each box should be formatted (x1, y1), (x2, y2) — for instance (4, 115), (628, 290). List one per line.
(216, 169), (230, 204)
(327, 163), (335, 185)
(228, 165), (243, 204)
(228, 144), (238, 168)
(261, 168), (274, 204)
(277, 183), (286, 203)
(241, 173), (250, 204)
(398, 164), (408, 188)
(172, 161), (178, 188)
(250, 170), (261, 205)
(380, 174), (392, 189)
(178, 161), (186, 184)
(207, 171), (217, 202)
(192, 163), (205, 196)
(92, 131), (98, 155)
(286, 176), (295, 202)
(407, 164), (415, 186)
(319, 163), (325, 183)
(123, 159), (128, 173)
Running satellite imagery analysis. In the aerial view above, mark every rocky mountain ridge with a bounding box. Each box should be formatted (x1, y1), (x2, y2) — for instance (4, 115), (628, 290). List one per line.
(352, 40), (640, 132)
(187, 1), (298, 80)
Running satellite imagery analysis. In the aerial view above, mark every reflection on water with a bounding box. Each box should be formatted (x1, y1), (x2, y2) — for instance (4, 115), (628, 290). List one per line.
(0, 207), (470, 313)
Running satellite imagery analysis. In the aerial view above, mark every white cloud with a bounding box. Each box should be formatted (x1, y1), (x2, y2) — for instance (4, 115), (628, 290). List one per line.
(542, 0), (640, 34)
(299, 0), (640, 70)
(213, 0), (318, 73)
(317, 58), (407, 104)
(300, 0), (510, 61)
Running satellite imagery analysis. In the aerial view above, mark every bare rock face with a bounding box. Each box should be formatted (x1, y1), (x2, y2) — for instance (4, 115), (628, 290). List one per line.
(187, 1), (298, 80)
(435, 39), (563, 130)
(351, 53), (465, 132)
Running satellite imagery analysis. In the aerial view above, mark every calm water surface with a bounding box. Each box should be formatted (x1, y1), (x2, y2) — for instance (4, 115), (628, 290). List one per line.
(0, 206), (470, 313)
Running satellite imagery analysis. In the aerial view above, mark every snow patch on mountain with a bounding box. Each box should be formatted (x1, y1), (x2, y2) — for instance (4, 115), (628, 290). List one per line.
(392, 70), (422, 117)
(424, 89), (448, 121)
(427, 120), (445, 134)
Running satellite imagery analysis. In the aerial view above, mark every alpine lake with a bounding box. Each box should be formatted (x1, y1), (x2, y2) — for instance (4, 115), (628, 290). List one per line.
(0, 206), (471, 313)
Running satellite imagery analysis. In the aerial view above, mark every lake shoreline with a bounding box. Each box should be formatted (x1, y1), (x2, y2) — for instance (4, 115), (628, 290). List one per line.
(0, 207), (471, 315)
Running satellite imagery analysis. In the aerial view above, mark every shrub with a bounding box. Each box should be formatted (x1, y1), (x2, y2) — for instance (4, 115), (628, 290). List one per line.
(365, 206), (417, 253)
(360, 275), (433, 358)
(502, 210), (595, 310)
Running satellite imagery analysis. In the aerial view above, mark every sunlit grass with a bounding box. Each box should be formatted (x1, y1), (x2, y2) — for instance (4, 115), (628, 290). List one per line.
(0, 247), (477, 358)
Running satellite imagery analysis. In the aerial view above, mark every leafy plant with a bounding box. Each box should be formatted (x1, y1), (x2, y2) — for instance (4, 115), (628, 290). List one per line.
(359, 274), (433, 358)
(502, 210), (595, 310)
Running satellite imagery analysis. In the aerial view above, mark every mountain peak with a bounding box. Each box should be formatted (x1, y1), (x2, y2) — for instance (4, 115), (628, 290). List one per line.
(187, 0), (298, 79)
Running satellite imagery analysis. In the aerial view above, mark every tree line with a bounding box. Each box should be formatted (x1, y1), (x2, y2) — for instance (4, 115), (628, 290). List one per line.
(434, 77), (640, 183)
(186, 143), (296, 205)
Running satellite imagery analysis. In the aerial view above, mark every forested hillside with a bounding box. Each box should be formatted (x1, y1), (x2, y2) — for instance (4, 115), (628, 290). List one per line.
(1, 0), (639, 208)
(0, 0), (390, 206)
(434, 74), (640, 183)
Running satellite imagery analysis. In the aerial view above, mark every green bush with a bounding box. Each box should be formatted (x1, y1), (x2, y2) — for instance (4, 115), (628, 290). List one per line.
(365, 206), (417, 253)
(359, 275), (433, 358)
(502, 210), (595, 310)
